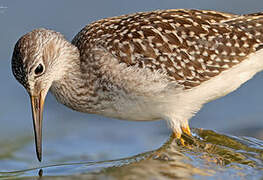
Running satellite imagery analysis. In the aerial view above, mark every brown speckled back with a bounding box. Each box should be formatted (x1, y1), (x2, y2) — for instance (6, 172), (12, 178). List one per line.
(72, 9), (263, 89)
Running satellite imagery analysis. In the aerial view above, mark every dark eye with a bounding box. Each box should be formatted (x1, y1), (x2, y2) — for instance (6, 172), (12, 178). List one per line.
(34, 64), (44, 75)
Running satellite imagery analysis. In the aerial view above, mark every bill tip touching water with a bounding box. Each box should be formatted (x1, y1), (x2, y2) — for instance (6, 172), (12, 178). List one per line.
(11, 9), (263, 161)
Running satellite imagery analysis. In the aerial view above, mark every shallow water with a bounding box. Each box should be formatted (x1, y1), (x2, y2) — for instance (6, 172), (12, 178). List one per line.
(0, 129), (262, 179)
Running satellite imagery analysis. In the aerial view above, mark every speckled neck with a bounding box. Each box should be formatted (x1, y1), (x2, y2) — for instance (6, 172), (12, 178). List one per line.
(49, 42), (96, 113)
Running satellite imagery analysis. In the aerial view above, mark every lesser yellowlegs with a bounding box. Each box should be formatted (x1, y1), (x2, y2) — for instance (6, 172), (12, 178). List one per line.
(11, 9), (263, 161)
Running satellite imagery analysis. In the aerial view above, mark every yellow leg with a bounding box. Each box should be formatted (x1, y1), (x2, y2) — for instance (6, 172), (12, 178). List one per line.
(173, 131), (186, 146)
(182, 125), (191, 136)
(173, 125), (191, 146)
(173, 131), (182, 139)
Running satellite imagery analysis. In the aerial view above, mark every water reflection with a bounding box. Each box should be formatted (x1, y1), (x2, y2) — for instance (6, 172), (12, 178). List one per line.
(1, 129), (262, 179)
(38, 169), (43, 177)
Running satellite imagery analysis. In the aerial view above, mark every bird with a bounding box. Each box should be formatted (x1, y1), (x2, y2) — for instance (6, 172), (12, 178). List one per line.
(11, 9), (263, 161)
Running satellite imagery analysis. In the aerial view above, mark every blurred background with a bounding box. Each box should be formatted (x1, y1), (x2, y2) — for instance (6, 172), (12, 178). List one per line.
(0, 0), (263, 171)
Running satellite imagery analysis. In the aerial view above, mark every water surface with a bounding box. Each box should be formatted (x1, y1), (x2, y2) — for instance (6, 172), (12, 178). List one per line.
(1, 129), (263, 179)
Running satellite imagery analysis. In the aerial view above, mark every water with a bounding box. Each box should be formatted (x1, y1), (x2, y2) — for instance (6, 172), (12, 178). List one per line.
(0, 129), (262, 179)
(0, 0), (263, 179)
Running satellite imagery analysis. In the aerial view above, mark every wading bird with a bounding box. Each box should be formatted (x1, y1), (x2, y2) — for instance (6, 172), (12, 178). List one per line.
(12, 9), (263, 161)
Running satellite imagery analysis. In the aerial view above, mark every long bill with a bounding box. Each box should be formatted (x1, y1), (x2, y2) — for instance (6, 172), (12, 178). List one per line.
(30, 91), (45, 162)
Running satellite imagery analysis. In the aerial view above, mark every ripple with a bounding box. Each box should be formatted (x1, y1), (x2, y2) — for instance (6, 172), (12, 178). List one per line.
(0, 128), (262, 179)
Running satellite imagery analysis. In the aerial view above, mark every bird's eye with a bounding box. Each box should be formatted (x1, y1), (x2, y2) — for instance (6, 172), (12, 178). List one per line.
(34, 64), (44, 76)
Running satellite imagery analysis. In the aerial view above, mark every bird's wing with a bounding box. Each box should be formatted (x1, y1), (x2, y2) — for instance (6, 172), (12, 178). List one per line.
(72, 9), (263, 89)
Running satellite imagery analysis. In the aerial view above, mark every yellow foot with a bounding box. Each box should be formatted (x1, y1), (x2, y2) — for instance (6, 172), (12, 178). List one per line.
(173, 125), (192, 146)
(172, 131), (186, 146)
(173, 131), (182, 139)
(182, 125), (191, 136)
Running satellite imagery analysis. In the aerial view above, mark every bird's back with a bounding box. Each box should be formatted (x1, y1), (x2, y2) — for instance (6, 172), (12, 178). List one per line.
(72, 9), (263, 90)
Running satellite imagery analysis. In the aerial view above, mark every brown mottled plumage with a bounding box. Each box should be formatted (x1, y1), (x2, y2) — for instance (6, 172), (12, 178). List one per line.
(11, 9), (263, 161)
(73, 9), (263, 88)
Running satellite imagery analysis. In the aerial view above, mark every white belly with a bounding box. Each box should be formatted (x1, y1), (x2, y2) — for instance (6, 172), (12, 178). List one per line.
(98, 49), (263, 127)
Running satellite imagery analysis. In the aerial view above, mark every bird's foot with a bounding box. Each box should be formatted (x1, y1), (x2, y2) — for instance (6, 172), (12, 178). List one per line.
(173, 125), (192, 146)
(182, 125), (191, 136)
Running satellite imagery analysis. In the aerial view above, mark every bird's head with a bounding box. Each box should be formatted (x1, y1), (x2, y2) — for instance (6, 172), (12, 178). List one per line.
(11, 28), (79, 161)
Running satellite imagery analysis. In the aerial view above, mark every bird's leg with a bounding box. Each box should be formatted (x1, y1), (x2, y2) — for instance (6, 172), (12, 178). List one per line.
(173, 123), (192, 146)
(182, 124), (191, 136)
(173, 130), (182, 139)
(168, 118), (192, 145)
(173, 130), (186, 146)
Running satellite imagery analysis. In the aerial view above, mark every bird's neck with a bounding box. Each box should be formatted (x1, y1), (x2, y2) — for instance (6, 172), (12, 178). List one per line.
(50, 43), (98, 112)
